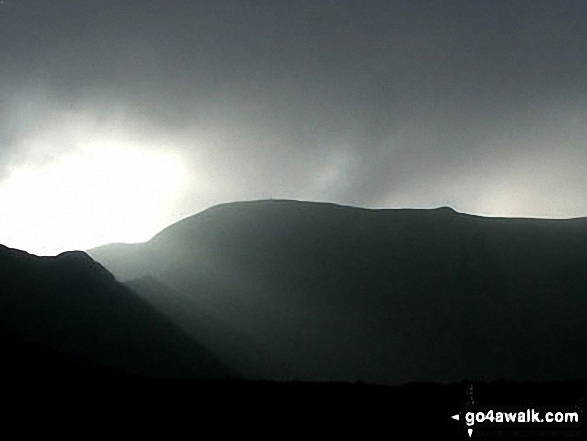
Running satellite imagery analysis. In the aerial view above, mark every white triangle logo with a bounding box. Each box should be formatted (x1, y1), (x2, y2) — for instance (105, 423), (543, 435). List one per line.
(468, 428), (473, 437)
(451, 414), (460, 421)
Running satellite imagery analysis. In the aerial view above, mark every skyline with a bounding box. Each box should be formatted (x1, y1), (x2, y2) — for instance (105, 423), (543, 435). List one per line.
(1, 1), (586, 254)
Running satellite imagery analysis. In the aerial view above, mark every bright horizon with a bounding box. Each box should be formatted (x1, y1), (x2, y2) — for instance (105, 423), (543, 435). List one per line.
(1, 1), (586, 255)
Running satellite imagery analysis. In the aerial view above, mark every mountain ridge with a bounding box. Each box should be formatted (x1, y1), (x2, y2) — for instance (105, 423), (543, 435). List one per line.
(142, 200), (587, 243)
(88, 199), (587, 385)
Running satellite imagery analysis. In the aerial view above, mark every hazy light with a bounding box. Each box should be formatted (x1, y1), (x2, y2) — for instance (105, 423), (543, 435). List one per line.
(0, 141), (188, 255)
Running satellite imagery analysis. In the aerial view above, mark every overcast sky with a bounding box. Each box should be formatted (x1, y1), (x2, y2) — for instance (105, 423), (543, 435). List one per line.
(1, 1), (586, 254)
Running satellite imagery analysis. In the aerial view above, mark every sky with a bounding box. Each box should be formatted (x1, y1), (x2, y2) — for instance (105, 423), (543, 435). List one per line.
(0, 0), (586, 255)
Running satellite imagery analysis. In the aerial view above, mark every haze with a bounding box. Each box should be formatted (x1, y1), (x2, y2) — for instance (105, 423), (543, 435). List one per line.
(1, 1), (585, 255)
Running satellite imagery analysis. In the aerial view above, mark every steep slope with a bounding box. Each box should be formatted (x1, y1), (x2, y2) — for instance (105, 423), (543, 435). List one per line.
(125, 276), (299, 380)
(89, 200), (587, 384)
(0, 245), (231, 380)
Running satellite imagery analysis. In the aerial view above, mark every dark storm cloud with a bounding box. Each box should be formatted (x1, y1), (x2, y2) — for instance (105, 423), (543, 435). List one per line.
(1, 0), (586, 217)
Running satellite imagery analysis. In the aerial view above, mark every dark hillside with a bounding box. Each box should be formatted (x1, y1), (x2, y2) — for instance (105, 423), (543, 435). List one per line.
(0, 245), (230, 380)
(89, 200), (587, 384)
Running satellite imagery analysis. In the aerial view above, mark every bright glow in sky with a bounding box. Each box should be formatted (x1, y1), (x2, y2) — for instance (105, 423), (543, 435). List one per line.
(1, 2), (586, 255)
(0, 141), (188, 256)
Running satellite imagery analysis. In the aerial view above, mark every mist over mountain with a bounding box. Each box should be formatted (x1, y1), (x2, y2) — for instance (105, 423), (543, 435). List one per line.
(0, 245), (231, 380)
(124, 276), (298, 380)
(89, 200), (587, 385)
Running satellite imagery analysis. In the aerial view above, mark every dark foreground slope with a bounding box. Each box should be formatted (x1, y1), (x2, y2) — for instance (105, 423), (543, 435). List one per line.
(89, 200), (587, 385)
(1, 335), (585, 439)
(0, 245), (230, 379)
(0, 236), (585, 438)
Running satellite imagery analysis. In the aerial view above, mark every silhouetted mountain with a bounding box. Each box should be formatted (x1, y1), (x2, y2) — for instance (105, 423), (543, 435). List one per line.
(89, 200), (587, 385)
(2, 242), (587, 439)
(0, 245), (231, 380)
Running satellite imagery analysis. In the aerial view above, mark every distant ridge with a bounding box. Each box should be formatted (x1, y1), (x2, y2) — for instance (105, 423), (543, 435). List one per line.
(89, 199), (587, 385)
(147, 200), (466, 244)
(148, 200), (586, 241)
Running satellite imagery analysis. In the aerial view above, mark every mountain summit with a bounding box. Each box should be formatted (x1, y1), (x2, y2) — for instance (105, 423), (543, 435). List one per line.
(89, 200), (587, 385)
